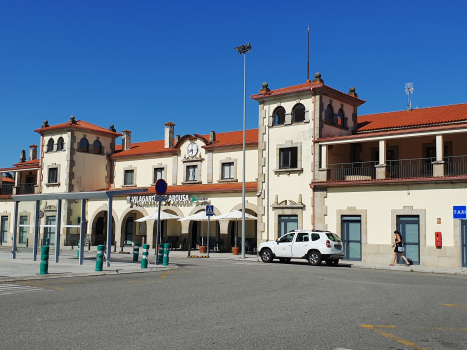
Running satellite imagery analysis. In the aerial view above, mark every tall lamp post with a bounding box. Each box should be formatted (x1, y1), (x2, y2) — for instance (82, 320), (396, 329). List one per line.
(234, 43), (252, 259)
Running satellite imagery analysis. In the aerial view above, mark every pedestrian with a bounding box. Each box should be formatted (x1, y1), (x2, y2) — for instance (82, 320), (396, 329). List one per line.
(389, 230), (411, 267)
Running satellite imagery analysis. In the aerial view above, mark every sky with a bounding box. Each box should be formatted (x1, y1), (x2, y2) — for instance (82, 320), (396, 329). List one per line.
(1, 0), (466, 168)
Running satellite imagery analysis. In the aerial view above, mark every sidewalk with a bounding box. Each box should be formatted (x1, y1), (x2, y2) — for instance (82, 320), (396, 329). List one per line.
(1, 245), (466, 282)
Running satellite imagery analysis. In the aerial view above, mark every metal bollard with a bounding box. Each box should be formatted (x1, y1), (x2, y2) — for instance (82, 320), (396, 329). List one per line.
(26, 238), (29, 248)
(158, 244), (164, 264)
(120, 243), (124, 253)
(141, 244), (149, 268)
(95, 244), (104, 271)
(163, 243), (170, 266)
(187, 244), (191, 257)
(40, 245), (49, 275)
(88, 241), (91, 251)
(133, 242), (140, 262)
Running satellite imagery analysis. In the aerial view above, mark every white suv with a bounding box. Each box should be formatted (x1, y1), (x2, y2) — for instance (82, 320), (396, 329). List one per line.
(258, 230), (344, 266)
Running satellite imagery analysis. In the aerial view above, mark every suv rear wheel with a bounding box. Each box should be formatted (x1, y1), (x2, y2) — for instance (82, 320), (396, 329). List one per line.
(260, 248), (273, 263)
(325, 259), (339, 266)
(307, 250), (322, 266)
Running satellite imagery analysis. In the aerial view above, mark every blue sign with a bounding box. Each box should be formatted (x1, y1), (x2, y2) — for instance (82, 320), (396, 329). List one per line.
(206, 205), (214, 216)
(453, 206), (466, 219)
(155, 179), (167, 195)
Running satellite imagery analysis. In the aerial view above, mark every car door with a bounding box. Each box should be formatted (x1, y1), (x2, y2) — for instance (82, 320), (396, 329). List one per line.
(275, 233), (295, 257)
(292, 232), (310, 257)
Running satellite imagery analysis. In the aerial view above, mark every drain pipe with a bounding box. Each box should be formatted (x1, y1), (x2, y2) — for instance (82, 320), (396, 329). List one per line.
(311, 88), (316, 230)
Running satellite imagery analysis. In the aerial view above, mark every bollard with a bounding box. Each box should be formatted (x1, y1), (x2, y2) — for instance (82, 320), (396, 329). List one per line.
(120, 244), (124, 253)
(88, 241), (91, 251)
(163, 243), (170, 266)
(26, 238), (29, 248)
(133, 242), (140, 262)
(95, 244), (104, 271)
(158, 244), (164, 264)
(141, 244), (149, 268)
(40, 245), (49, 275)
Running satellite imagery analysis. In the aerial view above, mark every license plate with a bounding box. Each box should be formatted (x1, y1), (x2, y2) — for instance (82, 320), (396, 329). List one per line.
(334, 245), (342, 250)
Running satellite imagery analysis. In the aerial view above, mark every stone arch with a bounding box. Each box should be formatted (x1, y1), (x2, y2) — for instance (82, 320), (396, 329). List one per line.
(89, 204), (120, 246)
(225, 202), (259, 251)
(120, 206), (151, 247)
(151, 205), (183, 249)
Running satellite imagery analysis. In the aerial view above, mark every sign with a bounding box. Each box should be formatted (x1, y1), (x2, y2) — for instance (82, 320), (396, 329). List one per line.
(437, 218), (441, 224)
(155, 179), (167, 195)
(154, 196), (167, 201)
(38, 210), (44, 219)
(126, 194), (210, 207)
(206, 205), (214, 216)
(453, 206), (466, 219)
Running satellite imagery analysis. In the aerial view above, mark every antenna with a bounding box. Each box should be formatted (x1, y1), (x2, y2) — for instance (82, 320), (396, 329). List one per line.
(405, 82), (414, 110)
(307, 24), (310, 81)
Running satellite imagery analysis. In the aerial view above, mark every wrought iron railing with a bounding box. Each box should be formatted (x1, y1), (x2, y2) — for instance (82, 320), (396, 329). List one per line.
(386, 158), (434, 179)
(17, 183), (36, 194)
(328, 161), (377, 181)
(444, 156), (467, 176)
(1, 184), (14, 195)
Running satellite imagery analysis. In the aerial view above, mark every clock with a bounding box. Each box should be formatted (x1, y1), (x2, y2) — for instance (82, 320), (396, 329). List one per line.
(187, 142), (198, 157)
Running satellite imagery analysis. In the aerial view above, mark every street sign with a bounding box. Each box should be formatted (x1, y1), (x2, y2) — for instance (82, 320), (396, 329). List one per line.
(38, 210), (44, 219)
(206, 205), (214, 216)
(453, 206), (466, 219)
(155, 179), (167, 195)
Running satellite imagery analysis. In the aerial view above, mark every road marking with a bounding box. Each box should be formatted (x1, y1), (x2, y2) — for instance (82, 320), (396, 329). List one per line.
(374, 325), (467, 331)
(360, 325), (429, 350)
(445, 304), (467, 310)
(157, 271), (170, 282)
(0, 283), (52, 296)
(19, 281), (67, 291)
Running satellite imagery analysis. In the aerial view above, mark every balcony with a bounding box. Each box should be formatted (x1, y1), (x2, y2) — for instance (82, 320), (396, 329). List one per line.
(16, 183), (37, 194)
(0, 184), (14, 195)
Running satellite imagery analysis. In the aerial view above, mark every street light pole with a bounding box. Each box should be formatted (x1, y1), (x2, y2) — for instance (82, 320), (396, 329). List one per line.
(234, 43), (251, 259)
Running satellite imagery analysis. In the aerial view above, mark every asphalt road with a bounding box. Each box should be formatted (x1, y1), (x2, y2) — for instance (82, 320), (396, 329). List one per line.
(1, 258), (466, 350)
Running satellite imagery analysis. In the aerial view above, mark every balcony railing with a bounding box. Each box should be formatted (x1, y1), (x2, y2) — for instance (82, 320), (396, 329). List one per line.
(1, 184), (14, 195)
(386, 158), (434, 179)
(444, 156), (467, 176)
(328, 161), (378, 181)
(17, 183), (36, 194)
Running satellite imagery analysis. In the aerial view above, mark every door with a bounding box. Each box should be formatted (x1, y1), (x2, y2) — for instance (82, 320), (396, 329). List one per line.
(191, 221), (198, 248)
(1, 216), (8, 243)
(19, 216), (28, 244)
(275, 232), (295, 257)
(397, 216), (420, 265)
(341, 216), (362, 261)
(44, 216), (56, 246)
(124, 217), (134, 245)
(278, 215), (298, 238)
(462, 220), (467, 268)
(292, 232), (310, 257)
(95, 217), (105, 245)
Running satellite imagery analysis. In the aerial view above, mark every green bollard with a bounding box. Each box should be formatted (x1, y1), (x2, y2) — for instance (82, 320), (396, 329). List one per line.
(77, 240), (80, 257)
(40, 245), (49, 275)
(96, 244), (105, 271)
(158, 244), (164, 264)
(133, 242), (140, 262)
(141, 244), (149, 268)
(163, 243), (170, 266)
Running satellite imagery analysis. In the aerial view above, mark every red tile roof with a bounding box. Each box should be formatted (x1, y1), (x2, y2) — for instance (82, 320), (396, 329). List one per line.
(111, 129), (258, 158)
(35, 120), (122, 137)
(357, 103), (467, 133)
(13, 159), (40, 167)
(2, 177), (15, 183)
(110, 181), (258, 195)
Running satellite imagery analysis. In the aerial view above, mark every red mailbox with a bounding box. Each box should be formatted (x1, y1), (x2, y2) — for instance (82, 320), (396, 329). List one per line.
(435, 232), (442, 247)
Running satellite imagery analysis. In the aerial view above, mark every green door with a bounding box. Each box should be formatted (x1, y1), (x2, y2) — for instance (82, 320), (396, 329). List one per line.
(341, 216), (361, 261)
(397, 216), (420, 265)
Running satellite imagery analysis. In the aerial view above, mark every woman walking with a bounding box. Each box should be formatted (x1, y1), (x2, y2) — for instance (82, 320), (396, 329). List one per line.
(389, 230), (411, 267)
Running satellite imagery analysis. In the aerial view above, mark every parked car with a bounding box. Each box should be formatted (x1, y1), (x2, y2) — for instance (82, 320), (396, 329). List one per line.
(258, 230), (344, 266)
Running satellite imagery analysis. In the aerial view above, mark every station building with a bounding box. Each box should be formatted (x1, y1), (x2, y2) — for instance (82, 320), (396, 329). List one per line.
(1, 72), (466, 267)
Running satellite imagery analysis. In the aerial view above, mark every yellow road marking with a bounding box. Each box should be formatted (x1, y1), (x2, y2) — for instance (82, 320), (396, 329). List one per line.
(360, 325), (429, 350)
(375, 325), (467, 331)
(445, 304), (467, 309)
(19, 281), (67, 291)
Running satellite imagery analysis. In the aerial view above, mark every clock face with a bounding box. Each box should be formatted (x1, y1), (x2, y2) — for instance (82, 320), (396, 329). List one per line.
(187, 142), (198, 157)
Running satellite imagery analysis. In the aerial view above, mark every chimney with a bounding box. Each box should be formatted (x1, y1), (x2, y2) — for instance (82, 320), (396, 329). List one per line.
(209, 131), (216, 144)
(122, 130), (132, 151)
(29, 145), (38, 160)
(174, 135), (180, 145)
(20, 150), (26, 163)
(348, 87), (358, 98)
(164, 122), (175, 148)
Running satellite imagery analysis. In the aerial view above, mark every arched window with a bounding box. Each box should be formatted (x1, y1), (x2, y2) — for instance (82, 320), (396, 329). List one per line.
(79, 138), (89, 152)
(57, 137), (64, 151)
(337, 109), (345, 127)
(292, 103), (306, 123)
(93, 140), (102, 154)
(273, 106), (285, 126)
(325, 104), (333, 123)
(47, 138), (54, 152)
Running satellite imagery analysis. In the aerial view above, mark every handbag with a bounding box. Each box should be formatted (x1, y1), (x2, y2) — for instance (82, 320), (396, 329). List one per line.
(397, 245), (405, 253)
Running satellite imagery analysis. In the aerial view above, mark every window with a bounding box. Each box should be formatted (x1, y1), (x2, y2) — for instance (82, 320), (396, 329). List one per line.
(337, 109), (345, 127)
(48, 167), (58, 184)
(47, 138), (54, 152)
(19, 216), (27, 244)
(154, 168), (164, 182)
(124, 170), (134, 185)
(278, 233), (295, 243)
(279, 147), (298, 169)
(1, 216), (8, 243)
(57, 137), (64, 151)
(186, 165), (197, 181)
(296, 232), (309, 242)
(222, 162), (234, 180)
(325, 104), (333, 123)
(79, 138), (89, 152)
(273, 106), (285, 126)
(93, 140), (102, 154)
(279, 215), (298, 237)
(311, 233), (320, 241)
(292, 103), (305, 123)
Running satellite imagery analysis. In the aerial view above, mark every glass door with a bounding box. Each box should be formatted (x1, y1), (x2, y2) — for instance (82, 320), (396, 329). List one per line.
(341, 216), (361, 261)
(45, 216), (56, 246)
(462, 220), (467, 268)
(1, 216), (8, 243)
(397, 216), (420, 265)
(19, 216), (28, 244)
(124, 217), (134, 245)
(278, 215), (298, 238)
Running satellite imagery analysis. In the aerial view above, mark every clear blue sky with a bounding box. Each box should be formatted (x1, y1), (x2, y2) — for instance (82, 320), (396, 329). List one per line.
(1, 0), (466, 168)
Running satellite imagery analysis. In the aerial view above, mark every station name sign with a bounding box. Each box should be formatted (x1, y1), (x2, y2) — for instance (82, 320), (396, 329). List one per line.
(127, 194), (210, 207)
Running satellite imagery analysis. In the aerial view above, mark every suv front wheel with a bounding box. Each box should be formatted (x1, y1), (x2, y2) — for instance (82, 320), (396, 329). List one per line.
(307, 250), (322, 266)
(260, 248), (273, 263)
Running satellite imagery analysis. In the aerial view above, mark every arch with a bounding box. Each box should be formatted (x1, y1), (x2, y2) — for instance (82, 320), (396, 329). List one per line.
(292, 103), (305, 123)
(93, 140), (102, 154)
(47, 138), (54, 152)
(337, 108), (345, 127)
(120, 206), (150, 246)
(79, 138), (89, 152)
(57, 137), (64, 151)
(325, 104), (333, 123)
(273, 106), (286, 126)
(88, 204), (120, 246)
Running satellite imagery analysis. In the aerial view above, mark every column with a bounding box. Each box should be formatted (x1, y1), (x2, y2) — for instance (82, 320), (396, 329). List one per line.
(433, 134), (444, 177)
(376, 139), (387, 179)
(318, 145), (329, 182)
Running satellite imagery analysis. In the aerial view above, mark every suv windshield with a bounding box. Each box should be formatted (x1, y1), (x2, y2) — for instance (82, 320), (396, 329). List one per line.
(326, 233), (342, 242)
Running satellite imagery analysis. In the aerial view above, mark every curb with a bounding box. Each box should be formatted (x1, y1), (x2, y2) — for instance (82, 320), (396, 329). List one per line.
(347, 264), (467, 276)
